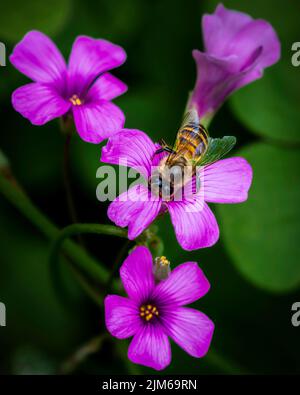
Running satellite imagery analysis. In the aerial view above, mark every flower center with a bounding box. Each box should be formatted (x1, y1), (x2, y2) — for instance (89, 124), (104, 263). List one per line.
(139, 304), (159, 322)
(69, 94), (83, 106)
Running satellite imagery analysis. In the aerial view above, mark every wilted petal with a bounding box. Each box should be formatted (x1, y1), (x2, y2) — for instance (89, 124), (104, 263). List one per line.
(10, 31), (67, 90)
(163, 307), (214, 358)
(108, 184), (161, 240)
(12, 83), (70, 125)
(105, 295), (141, 339)
(101, 129), (157, 178)
(128, 324), (171, 371)
(152, 262), (210, 307)
(72, 101), (125, 143)
(168, 198), (219, 251)
(202, 157), (253, 204)
(119, 246), (155, 303)
(87, 73), (127, 101)
(68, 36), (126, 96)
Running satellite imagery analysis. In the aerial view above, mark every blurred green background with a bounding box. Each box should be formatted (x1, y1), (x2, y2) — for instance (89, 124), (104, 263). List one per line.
(0, 0), (300, 375)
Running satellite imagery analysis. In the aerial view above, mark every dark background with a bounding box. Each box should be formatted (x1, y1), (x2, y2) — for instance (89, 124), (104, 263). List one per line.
(0, 0), (299, 374)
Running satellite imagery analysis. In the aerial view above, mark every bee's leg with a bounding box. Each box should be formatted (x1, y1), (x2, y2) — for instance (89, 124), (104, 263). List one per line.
(155, 147), (174, 155)
(158, 138), (168, 147)
(152, 139), (176, 161)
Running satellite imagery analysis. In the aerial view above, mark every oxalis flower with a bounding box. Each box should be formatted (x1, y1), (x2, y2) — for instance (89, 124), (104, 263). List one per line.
(188, 3), (281, 121)
(101, 129), (252, 251)
(105, 246), (214, 370)
(10, 31), (127, 143)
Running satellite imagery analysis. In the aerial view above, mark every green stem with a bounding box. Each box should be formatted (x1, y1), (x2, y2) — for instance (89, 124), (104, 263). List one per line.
(106, 239), (131, 291)
(60, 334), (110, 374)
(0, 174), (115, 286)
(205, 349), (250, 375)
(50, 223), (127, 278)
(63, 132), (79, 225)
(50, 224), (128, 296)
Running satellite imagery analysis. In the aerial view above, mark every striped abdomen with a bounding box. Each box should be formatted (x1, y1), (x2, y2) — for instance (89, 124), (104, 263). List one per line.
(167, 122), (209, 165)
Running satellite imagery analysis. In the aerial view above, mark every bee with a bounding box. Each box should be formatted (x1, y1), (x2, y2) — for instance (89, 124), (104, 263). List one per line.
(149, 108), (236, 200)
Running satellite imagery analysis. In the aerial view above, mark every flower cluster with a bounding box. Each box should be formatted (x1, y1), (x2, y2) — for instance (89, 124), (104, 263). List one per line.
(10, 4), (280, 371)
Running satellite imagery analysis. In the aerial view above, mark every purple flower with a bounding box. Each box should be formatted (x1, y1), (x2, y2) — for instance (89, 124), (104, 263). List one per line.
(105, 246), (214, 371)
(188, 3), (281, 120)
(10, 31), (127, 143)
(101, 129), (252, 251)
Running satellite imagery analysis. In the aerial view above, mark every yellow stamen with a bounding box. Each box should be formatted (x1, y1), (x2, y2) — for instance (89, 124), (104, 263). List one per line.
(159, 256), (170, 266)
(139, 304), (159, 321)
(69, 94), (83, 106)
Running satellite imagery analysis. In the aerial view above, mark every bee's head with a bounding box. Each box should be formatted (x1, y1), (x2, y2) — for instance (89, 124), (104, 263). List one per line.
(148, 170), (174, 201)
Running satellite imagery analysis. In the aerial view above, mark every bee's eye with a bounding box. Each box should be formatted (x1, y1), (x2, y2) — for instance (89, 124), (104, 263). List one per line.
(161, 181), (173, 198)
(160, 175), (175, 201)
(170, 165), (184, 179)
(149, 173), (161, 187)
(149, 173), (162, 197)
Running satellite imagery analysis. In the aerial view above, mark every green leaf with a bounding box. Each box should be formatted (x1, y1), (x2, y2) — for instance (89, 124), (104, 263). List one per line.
(0, 0), (71, 42)
(204, 0), (300, 143)
(217, 143), (300, 292)
(0, 148), (9, 168)
(230, 60), (300, 144)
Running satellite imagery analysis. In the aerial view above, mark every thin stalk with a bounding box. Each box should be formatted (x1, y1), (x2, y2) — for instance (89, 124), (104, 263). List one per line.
(0, 174), (111, 285)
(60, 334), (109, 374)
(106, 239), (131, 291)
(205, 349), (250, 375)
(49, 224), (127, 299)
(50, 223), (127, 281)
(63, 132), (79, 225)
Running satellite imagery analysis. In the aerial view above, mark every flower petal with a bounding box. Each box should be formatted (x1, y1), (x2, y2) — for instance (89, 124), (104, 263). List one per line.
(228, 19), (281, 71)
(168, 199), (219, 251)
(72, 100), (125, 143)
(87, 73), (127, 101)
(68, 36), (126, 96)
(128, 324), (171, 371)
(202, 157), (253, 204)
(119, 246), (155, 303)
(12, 83), (70, 125)
(203, 4), (252, 56)
(10, 31), (67, 89)
(105, 295), (141, 339)
(152, 262), (210, 307)
(108, 184), (161, 240)
(190, 51), (240, 118)
(163, 307), (214, 358)
(101, 129), (157, 178)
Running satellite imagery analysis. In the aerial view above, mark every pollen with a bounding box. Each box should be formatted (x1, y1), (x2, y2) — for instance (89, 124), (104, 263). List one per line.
(139, 304), (159, 321)
(159, 256), (170, 266)
(69, 94), (83, 106)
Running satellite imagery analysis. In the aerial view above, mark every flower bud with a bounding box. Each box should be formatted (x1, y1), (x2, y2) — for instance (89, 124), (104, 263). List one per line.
(154, 256), (170, 282)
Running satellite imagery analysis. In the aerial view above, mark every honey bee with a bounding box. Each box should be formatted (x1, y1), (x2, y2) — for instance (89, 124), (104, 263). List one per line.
(149, 108), (236, 200)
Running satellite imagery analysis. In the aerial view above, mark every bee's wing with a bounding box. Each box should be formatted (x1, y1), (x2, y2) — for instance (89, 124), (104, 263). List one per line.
(180, 107), (200, 127)
(172, 108), (201, 152)
(195, 136), (236, 166)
